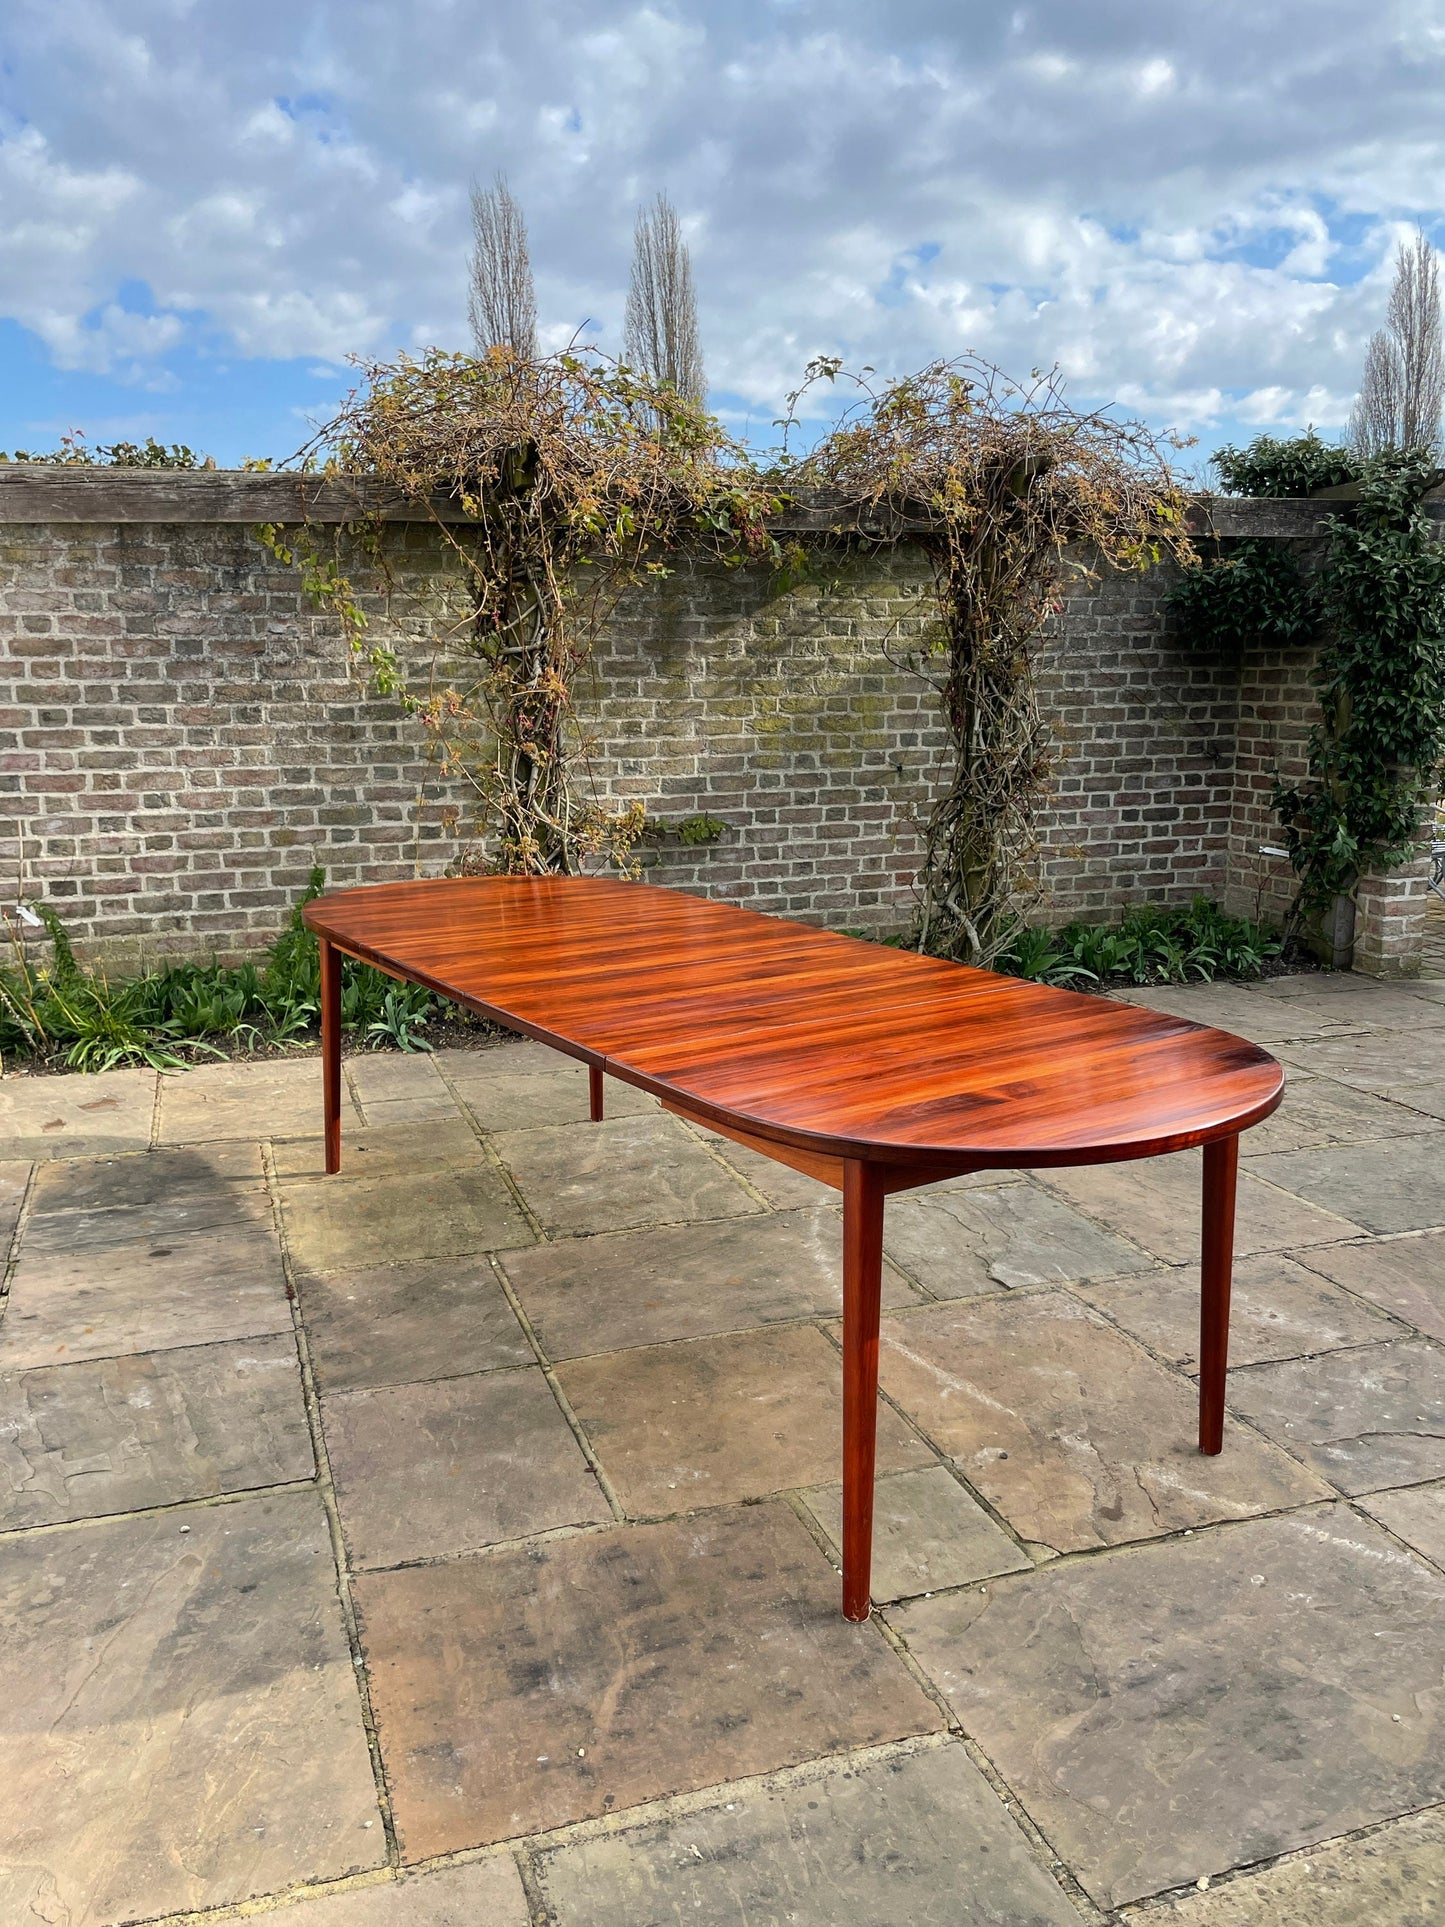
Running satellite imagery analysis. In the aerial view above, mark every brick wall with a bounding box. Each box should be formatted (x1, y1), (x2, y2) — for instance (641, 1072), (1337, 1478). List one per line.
(0, 474), (1428, 976)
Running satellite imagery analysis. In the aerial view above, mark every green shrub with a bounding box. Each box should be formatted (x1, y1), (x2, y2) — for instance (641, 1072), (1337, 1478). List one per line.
(995, 897), (1281, 989)
(0, 866), (457, 1070)
(1211, 432), (1359, 498)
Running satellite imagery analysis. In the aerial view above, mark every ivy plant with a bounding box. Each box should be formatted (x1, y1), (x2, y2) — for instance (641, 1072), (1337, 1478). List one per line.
(1173, 434), (1445, 924)
(1167, 538), (1318, 652)
(1276, 452), (1445, 912)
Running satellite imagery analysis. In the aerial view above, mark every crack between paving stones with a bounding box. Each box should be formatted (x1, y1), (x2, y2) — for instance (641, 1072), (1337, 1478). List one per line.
(1346, 1498), (1445, 1579)
(485, 1251), (627, 1523)
(260, 1136), (401, 1871)
(0, 1156), (40, 1315)
(670, 1111), (783, 1214)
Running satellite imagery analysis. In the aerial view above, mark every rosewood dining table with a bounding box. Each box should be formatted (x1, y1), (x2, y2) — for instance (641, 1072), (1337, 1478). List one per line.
(303, 876), (1285, 1621)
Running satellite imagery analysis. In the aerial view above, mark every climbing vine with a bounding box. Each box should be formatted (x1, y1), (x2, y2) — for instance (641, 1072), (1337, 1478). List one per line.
(262, 349), (1188, 952)
(1173, 436), (1445, 923)
(790, 357), (1193, 963)
(260, 347), (781, 875)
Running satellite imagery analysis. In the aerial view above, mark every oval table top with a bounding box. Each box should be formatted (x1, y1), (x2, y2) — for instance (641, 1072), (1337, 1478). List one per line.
(304, 876), (1284, 1171)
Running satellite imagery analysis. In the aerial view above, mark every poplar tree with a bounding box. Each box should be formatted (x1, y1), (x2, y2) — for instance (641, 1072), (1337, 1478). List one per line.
(468, 174), (538, 360)
(623, 193), (705, 406)
(1351, 231), (1445, 458)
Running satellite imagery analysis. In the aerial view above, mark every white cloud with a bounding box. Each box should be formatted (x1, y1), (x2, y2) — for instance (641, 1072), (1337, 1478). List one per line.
(0, 0), (1440, 444)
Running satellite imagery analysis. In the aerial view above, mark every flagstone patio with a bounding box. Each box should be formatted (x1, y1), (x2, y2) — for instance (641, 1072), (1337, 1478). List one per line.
(1, 970), (1443, 1925)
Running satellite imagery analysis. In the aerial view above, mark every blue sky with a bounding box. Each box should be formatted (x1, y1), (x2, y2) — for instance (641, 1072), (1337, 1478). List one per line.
(1, 1), (1442, 477)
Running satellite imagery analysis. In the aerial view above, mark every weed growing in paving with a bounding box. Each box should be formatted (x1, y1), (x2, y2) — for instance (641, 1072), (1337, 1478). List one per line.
(0, 869), (450, 1072)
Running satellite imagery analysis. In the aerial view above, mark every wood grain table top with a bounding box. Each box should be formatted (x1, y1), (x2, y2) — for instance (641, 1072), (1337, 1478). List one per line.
(305, 877), (1284, 1171)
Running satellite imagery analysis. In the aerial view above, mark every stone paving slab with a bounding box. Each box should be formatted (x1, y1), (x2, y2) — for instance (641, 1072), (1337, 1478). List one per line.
(1081, 1252), (1400, 1370)
(882, 1181), (1153, 1295)
(1383, 1080), (1445, 1120)
(271, 1118), (493, 1181)
(157, 1057), (354, 1143)
(1117, 982), (1377, 1043)
(894, 1506), (1445, 1909)
(1251, 971), (1445, 1004)
(1226, 1340), (1445, 1493)
(343, 1050), (453, 1110)
(236, 1856), (531, 1926)
(880, 1292), (1330, 1552)
(454, 1061), (657, 1132)
(0, 1490), (383, 1925)
(500, 1205), (918, 1360)
(1, 1221), (292, 1366)
(1245, 1137), (1445, 1235)
(353, 1502), (941, 1860)
(531, 1742), (1088, 1926)
(1300, 1232), (1445, 1341)
(693, 1123), (838, 1207)
(1237, 986), (1445, 1033)
(279, 1166), (534, 1272)
(1360, 1481), (1445, 1568)
(801, 1464), (1031, 1600)
(494, 1112), (759, 1237)
(21, 1181), (276, 1255)
(1275, 1030), (1445, 1091)
(557, 1323), (934, 1515)
(323, 1364), (610, 1568)
(28, 1140), (265, 1210)
(1039, 1151), (1365, 1264)
(1122, 1807), (1445, 1925)
(297, 1255), (532, 1392)
(0, 1332), (312, 1528)
(1240, 1073), (1442, 1155)
(0, 1065), (157, 1158)
(354, 1092), (467, 1128)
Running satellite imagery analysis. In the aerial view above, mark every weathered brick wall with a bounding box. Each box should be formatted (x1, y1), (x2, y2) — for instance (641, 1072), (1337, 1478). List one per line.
(0, 479), (1428, 975)
(0, 522), (464, 972)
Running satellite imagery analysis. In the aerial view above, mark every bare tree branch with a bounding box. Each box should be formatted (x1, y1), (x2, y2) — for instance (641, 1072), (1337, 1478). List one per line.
(1351, 231), (1444, 458)
(468, 174), (538, 360)
(623, 193), (705, 407)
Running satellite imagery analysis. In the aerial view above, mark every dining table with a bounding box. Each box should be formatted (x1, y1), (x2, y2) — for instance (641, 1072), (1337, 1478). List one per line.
(303, 875), (1285, 1620)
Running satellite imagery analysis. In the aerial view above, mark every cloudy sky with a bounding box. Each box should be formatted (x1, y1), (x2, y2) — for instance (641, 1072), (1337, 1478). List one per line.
(1, 0), (1441, 472)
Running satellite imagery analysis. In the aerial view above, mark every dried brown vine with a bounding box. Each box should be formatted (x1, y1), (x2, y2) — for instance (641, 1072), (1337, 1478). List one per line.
(792, 357), (1194, 963)
(272, 346), (780, 874)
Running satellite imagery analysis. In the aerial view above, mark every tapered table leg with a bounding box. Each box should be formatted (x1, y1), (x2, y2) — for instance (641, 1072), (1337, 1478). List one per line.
(1199, 1133), (1239, 1454)
(589, 1064), (604, 1122)
(320, 937), (342, 1175)
(842, 1159), (886, 1621)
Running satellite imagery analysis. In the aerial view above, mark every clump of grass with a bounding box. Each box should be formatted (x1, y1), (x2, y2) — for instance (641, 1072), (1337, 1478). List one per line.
(0, 868), (454, 1073)
(995, 897), (1282, 989)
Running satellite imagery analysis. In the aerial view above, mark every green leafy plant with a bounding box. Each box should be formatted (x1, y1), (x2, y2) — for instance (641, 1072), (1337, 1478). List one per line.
(1274, 452), (1445, 916)
(996, 897), (1280, 988)
(0, 869), (462, 1070)
(1167, 538), (1318, 651)
(673, 812), (729, 846)
(365, 983), (435, 1052)
(994, 924), (1098, 985)
(1171, 435), (1445, 933)
(1211, 432), (1360, 498)
(0, 431), (208, 469)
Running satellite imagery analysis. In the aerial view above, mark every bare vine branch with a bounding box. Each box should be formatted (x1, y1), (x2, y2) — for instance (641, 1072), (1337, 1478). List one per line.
(288, 346), (780, 876)
(792, 356), (1194, 963)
